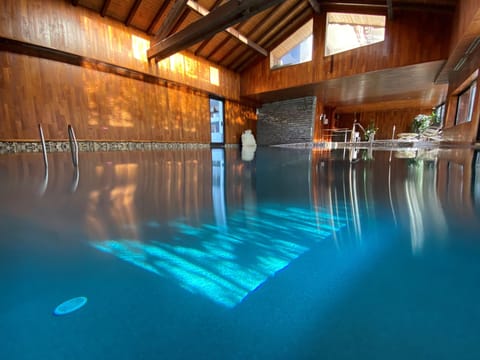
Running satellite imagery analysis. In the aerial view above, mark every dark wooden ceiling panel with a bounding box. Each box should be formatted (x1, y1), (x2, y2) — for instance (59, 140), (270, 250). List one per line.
(194, 32), (230, 59)
(78, 0), (103, 12)
(106, 0), (137, 22)
(128, 0), (162, 30)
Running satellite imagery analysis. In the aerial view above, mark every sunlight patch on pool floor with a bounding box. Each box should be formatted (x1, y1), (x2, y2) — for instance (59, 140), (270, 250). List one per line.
(91, 205), (348, 307)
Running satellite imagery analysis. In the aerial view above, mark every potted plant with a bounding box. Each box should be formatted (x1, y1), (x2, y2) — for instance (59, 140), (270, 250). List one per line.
(365, 122), (378, 142)
(412, 111), (439, 134)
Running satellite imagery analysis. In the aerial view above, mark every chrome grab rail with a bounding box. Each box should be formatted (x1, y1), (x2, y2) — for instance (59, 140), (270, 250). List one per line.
(38, 124), (49, 195)
(67, 124), (79, 167)
(38, 124), (48, 170)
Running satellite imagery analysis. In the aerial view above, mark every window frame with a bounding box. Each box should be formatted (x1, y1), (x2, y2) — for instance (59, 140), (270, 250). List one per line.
(455, 80), (477, 125)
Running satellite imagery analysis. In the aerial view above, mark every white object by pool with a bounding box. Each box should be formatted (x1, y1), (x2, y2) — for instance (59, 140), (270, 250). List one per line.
(53, 296), (88, 316)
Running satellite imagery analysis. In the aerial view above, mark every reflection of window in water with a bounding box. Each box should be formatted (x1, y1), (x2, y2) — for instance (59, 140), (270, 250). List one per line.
(212, 149), (227, 229)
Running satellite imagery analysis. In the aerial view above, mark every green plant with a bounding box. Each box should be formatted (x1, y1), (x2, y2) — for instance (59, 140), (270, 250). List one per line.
(412, 110), (438, 133)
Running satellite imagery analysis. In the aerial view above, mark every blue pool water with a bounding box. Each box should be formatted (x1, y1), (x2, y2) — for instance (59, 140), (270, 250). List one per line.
(1, 146), (479, 359)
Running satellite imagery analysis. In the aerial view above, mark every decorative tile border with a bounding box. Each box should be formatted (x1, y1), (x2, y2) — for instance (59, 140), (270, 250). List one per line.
(0, 141), (211, 154)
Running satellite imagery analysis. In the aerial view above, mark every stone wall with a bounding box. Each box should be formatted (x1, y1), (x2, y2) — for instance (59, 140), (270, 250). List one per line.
(256, 97), (316, 145)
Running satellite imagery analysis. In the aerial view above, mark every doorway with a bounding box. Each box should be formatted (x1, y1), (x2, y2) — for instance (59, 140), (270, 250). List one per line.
(210, 97), (224, 145)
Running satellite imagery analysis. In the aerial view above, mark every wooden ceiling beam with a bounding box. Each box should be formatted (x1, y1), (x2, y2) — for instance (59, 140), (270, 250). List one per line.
(233, 10), (312, 72)
(226, 1), (309, 70)
(308, 0), (321, 13)
(187, 0), (267, 57)
(386, 0), (393, 20)
(147, 0), (285, 61)
(100, 0), (112, 17)
(193, 0), (224, 55)
(216, 4), (285, 65)
(125, 0), (143, 27)
(146, 1), (170, 35)
(153, 0), (188, 43)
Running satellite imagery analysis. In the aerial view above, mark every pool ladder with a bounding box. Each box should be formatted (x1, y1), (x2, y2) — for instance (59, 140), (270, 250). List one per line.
(37, 124), (80, 193)
(68, 124), (79, 167)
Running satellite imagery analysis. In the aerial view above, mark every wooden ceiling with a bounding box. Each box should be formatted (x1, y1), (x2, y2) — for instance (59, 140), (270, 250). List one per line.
(71, 0), (459, 109)
(72, 0), (458, 74)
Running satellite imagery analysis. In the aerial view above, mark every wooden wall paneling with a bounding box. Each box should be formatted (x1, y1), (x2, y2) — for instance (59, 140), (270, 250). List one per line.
(224, 100), (257, 145)
(0, 51), (217, 142)
(241, 9), (452, 98)
(442, 37), (480, 143)
(318, 10), (451, 82)
(449, 0), (480, 53)
(0, 0), (240, 101)
(335, 107), (432, 140)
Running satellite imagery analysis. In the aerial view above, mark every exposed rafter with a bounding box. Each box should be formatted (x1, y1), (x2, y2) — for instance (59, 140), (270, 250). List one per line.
(213, 5), (278, 64)
(187, 0), (267, 56)
(193, 0), (224, 55)
(146, 1), (171, 35)
(387, 0), (394, 19)
(147, 0), (285, 61)
(234, 8), (312, 71)
(100, 0), (112, 18)
(217, 0), (303, 67)
(153, 0), (188, 43)
(308, 0), (321, 13)
(125, 0), (143, 27)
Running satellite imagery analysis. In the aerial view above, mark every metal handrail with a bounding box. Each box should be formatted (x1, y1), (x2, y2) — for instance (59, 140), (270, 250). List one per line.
(38, 124), (49, 195)
(67, 124), (79, 167)
(38, 124), (48, 170)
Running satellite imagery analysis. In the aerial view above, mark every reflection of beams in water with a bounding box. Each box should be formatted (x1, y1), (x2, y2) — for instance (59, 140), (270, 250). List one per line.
(91, 205), (347, 308)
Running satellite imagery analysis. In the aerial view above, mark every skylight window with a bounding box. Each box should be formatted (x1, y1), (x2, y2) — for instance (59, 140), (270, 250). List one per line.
(270, 19), (313, 69)
(325, 12), (386, 56)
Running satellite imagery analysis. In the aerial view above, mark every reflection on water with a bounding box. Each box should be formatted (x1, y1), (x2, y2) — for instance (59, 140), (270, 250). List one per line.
(0, 148), (479, 307)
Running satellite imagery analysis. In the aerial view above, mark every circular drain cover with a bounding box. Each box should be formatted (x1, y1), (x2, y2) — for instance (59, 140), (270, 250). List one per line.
(53, 296), (88, 316)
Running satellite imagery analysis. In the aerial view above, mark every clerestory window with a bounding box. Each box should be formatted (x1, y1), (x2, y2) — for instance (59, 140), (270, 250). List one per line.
(325, 12), (386, 56)
(270, 19), (313, 69)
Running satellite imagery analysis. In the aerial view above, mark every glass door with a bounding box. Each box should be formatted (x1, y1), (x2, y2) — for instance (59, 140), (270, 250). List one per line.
(210, 97), (224, 145)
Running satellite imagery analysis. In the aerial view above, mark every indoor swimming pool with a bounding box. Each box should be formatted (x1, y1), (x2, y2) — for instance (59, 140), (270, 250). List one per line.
(1, 146), (479, 359)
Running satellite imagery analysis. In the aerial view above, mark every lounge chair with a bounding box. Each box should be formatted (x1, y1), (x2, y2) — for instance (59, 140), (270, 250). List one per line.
(421, 127), (442, 141)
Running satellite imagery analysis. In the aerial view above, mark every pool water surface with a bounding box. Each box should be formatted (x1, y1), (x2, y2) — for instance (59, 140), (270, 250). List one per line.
(1, 146), (479, 359)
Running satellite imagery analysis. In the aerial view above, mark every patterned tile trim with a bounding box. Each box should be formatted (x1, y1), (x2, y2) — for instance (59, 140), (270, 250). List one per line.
(0, 141), (211, 154)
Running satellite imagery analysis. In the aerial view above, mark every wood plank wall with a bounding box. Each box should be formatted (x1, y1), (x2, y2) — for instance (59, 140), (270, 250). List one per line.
(0, 51), (209, 141)
(0, 0), (240, 100)
(0, 0), (255, 143)
(449, 0), (480, 52)
(441, 1), (480, 143)
(241, 9), (452, 97)
(343, 108), (433, 140)
(225, 102), (257, 145)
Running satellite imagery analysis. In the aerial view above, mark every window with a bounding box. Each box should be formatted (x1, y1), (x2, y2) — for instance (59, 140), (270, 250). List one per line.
(270, 19), (313, 69)
(455, 80), (477, 125)
(435, 103), (446, 126)
(325, 12), (386, 56)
